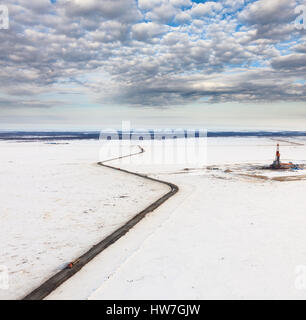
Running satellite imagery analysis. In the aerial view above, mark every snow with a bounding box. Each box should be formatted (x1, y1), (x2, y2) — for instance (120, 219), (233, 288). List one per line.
(2, 136), (306, 300)
(0, 140), (168, 300)
(46, 136), (306, 300)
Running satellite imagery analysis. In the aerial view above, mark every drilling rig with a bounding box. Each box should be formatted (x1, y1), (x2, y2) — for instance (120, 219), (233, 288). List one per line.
(270, 143), (300, 170)
(271, 143), (281, 168)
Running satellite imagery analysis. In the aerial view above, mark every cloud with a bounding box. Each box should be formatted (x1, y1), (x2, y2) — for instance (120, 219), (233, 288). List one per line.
(92, 21), (129, 43)
(64, 0), (141, 22)
(0, 96), (68, 109)
(293, 42), (306, 53)
(175, 11), (191, 23)
(238, 0), (298, 25)
(131, 22), (169, 41)
(138, 0), (163, 11)
(170, 0), (192, 7)
(95, 67), (306, 106)
(189, 2), (223, 17)
(0, 0), (305, 112)
(271, 54), (306, 70)
(237, 0), (304, 42)
(145, 3), (180, 23)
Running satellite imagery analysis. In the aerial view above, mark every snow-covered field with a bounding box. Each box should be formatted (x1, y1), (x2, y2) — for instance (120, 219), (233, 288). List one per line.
(2, 136), (306, 300)
(46, 136), (306, 300)
(0, 140), (168, 299)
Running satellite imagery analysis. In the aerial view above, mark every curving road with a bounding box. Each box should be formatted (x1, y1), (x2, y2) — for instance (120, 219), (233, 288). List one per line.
(23, 146), (178, 300)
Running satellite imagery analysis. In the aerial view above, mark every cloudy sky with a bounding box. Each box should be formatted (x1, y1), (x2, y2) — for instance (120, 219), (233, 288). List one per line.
(0, 0), (305, 130)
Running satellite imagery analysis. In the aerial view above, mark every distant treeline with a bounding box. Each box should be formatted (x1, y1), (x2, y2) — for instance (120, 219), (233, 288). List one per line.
(1, 131), (306, 141)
